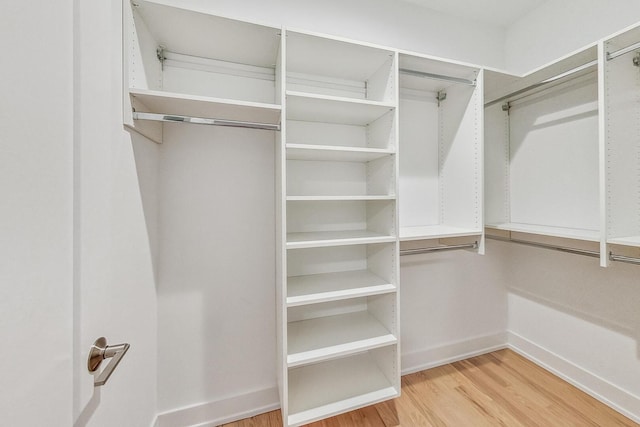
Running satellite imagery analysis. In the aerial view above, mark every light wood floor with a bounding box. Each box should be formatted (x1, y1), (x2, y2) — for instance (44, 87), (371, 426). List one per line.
(222, 349), (638, 427)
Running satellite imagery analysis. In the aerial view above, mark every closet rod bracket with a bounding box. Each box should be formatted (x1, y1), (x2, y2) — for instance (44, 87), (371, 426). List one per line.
(400, 241), (478, 256)
(609, 252), (640, 265)
(157, 45), (166, 69)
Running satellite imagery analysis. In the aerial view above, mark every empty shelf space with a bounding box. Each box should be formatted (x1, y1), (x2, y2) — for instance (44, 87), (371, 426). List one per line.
(129, 88), (281, 125)
(287, 195), (395, 201)
(288, 352), (398, 426)
(287, 231), (396, 249)
(287, 270), (395, 307)
(400, 225), (482, 241)
(287, 311), (396, 367)
(286, 91), (394, 125)
(486, 222), (600, 242)
(286, 144), (394, 162)
(608, 235), (640, 247)
(131, 1), (280, 69)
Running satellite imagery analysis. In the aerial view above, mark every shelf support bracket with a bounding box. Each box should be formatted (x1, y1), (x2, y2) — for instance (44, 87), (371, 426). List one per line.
(436, 91), (447, 107)
(633, 53), (640, 67)
(157, 45), (166, 70)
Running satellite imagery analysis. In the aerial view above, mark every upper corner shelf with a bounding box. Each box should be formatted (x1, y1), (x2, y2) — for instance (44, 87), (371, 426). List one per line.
(132, 0), (281, 70)
(127, 1), (282, 110)
(129, 88), (281, 125)
(286, 91), (395, 125)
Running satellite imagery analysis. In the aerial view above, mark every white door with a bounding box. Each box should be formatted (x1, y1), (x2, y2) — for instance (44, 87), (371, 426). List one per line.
(73, 0), (158, 426)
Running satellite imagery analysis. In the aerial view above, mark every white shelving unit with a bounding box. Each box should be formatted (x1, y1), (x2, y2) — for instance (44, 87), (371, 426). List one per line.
(277, 30), (400, 427)
(484, 46), (601, 249)
(124, 0), (282, 143)
(398, 53), (484, 246)
(603, 25), (640, 251)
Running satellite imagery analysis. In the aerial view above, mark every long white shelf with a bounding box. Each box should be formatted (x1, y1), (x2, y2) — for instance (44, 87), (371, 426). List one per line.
(286, 91), (394, 125)
(486, 222), (600, 242)
(288, 352), (398, 427)
(608, 235), (640, 247)
(287, 195), (395, 201)
(286, 230), (396, 249)
(129, 88), (281, 124)
(400, 224), (482, 241)
(287, 270), (395, 307)
(286, 144), (395, 162)
(287, 311), (396, 367)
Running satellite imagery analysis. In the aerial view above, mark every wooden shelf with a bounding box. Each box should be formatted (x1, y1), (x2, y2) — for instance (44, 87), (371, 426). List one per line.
(287, 269), (394, 307)
(129, 88), (281, 125)
(286, 144), (394, 162)
(288, 352), (398, 427)
(608, 235), (640, 247)
(287, 311), (396, 367)
(287, 195), (395, 201)
(287, 230), (396, 249)
(400, 225), (482, 241)
(286, 91), (394, 125)
(486, 222), (600, 242)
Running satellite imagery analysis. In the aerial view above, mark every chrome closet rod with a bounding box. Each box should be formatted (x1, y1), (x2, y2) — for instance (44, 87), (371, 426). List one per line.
(132, 112), (281, 131)
(487, 235), (600, 258)
(400, 242), (478, 256)
(399, 68), (476, 86)
(484, 60), (598, 108)
(609, 252), (640, 265)
(606, 41), (640, 61)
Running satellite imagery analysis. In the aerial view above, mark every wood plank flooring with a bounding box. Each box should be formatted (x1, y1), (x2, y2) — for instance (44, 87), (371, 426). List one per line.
(222, 349), (638, 427)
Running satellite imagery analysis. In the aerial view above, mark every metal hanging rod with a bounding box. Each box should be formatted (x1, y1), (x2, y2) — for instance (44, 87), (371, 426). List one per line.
(609, 252), (640, 265)
(399, 68), (476, 86)
(606, 41), (640, 61)
(400, 242), (478, 256)
(487, 235), (600, 259)
(132, 112), (281, 131)
(485, 60), (598, 108)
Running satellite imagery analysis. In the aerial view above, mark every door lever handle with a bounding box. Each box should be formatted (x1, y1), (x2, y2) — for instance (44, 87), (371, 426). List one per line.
(87, 337), (130, 386)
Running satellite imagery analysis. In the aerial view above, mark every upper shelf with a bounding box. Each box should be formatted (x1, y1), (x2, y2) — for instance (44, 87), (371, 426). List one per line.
(608, 235), (640, 248)
(486, 222), (600, 242)
(133, 0), (280, 69)
(287, 31), (394, 84)
(287, 230), (396, 249)
(130, 88), (281, 125)
(400, 225), (482, 241)
(286, 91), (394, 125)
(286, 144), (394, 162)
(399, 53), (479, 93)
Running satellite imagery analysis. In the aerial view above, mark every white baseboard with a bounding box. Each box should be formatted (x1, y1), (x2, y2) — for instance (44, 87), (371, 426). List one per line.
(507, 331), (640, 424)
(154, 332), (640, 426)
(156, 387), (280, 427)
(401, 332), (508, 375)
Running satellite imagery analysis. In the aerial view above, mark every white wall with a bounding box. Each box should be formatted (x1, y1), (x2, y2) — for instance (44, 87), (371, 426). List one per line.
(400, 244), (508, 373)
(159, 0), (506, 69)
(505, 0), (640, 73)
(0, 1), (74, 426)
(504, 242), (640, 421)
(155, 124), (276, 414)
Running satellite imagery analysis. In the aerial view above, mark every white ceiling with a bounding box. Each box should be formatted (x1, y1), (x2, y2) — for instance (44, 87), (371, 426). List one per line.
(401, 0), (547, 27)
